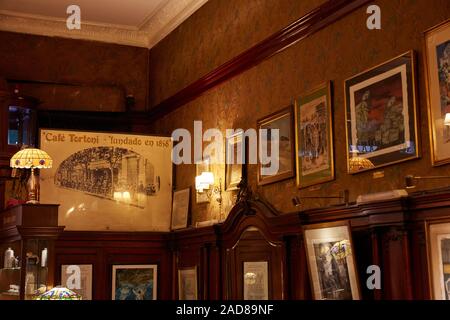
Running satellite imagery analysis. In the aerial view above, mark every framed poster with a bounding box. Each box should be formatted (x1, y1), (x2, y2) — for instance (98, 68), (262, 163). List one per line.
(225, 130), (244, 191)
(344, 51), (419, 174)
(295, 82), (334, 188)
(171, 188), (190, 230)
(424, 19), (450, 166)
(257, 106), (295, 186)
(178, 266), (198, 300)
(195, 157), (210, 204)
(61, 264), (93, 300)
(39, 129), (173, 231)
(303, 221), (360, 300)
(243, 261), (269, 300)
(427, 220), (450, 300)
(112, 265), (157, 300)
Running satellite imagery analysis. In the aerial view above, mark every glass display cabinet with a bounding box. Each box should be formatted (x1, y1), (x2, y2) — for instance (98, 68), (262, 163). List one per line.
(0, 204), (64, 300)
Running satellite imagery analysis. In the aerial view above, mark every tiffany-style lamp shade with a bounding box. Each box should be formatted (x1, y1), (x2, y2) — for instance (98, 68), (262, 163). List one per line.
(10, 148), (52, 204)
(34, 287), (82, 300)
(348, 155), (374, 173)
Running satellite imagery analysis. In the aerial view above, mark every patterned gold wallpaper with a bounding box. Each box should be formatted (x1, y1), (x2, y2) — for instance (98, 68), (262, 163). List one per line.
(149, 0), (450, 224)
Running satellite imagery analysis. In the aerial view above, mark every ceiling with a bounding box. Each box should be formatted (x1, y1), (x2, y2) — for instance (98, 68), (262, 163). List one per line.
(0, 0), (208, 48)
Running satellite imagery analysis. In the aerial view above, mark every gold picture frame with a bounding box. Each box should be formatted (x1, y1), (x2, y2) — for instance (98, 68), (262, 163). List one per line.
(344, 50), (419, 174)
(426, 219), (450, 300)
(178, 266), (198, 300)
(225, 130), (244, 191)
(111, 264), (157, 300)
(257, 106), (295, 186)
(295, 82), (335, 188)
(424, 19), (450, 166)
(303, 220), (360, 300)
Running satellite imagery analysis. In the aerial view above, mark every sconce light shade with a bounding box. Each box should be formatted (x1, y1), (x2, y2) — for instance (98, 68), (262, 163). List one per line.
(195, 172), (214, 192)
(445, 113), (450, 126)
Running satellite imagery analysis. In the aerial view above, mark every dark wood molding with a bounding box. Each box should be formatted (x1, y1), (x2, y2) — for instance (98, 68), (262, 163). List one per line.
(148, 0), (371, 120)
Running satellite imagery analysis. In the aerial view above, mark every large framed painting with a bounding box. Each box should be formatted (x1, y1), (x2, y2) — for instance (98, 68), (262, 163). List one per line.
(112, 265), (157, 300)
(225, 130), (244, 191)
(424, 19), (450, 166)
(303, 221), (360, 300)
(39, 129), (173, 231)
(243, 261), (269, 300)
(171, 188), (190, 230)
(427, 220), (450, 300)
(178, 266), (198, 300)
(295, 82), (334, 188)
(344, 51), (419, 174)
(61, 264), (93, 300)
(257, 106), (295, 186)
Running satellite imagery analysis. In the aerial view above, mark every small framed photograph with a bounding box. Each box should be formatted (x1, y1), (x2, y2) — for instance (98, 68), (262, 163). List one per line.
(178, 266), (198, 300)
(195, 157), (211, 204)
(424, 19), (450, 166)
(426, 220), (450, 300)
(61, 264), (93, 300)
(257, 106), (295, 185)
(171, 188), (190, 230)
(243, 261), (269, 300)
(112, 264), (157, 300)
(303, 221), (360, 300)
(295, 82), (334, 188)
(225, 130), (244, 191)
(344, 51), (419, 173)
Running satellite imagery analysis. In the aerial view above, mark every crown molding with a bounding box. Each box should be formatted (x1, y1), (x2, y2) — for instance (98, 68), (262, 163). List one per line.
(0, 0), (209, 48)
(142, 0), (209, 48)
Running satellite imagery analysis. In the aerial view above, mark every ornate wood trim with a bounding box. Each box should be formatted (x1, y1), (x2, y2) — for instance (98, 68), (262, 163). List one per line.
(148, 0), (371, 120)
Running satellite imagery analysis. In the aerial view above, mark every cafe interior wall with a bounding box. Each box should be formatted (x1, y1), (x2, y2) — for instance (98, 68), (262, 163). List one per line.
(148, 0), (450, 224)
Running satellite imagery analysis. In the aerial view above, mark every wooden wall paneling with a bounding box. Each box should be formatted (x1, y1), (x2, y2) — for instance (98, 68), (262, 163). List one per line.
(55, 231), (170, 300)
(370, 229), (382, 300)
(380, 227), (413, 300)
(351, 229), (374, 300)
(408, 221), (430, 299)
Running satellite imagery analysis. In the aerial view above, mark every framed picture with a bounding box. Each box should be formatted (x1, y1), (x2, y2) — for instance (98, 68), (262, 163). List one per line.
(112, 265), (157, 300)
(39, 129), (173, 231)
(171, 188), (190, 230)
(424, 19), (450, 166)
(344, 51), (419, 174)
(243, 261), (269, 300)
(178, 266), (198, 300)
(61, 264), (93, 300)
(225, 130), (244, 191)
(303, 221), (360, 300)
(426, 220), (450, 300)
(257, 106), (295, 185)
(295, 82), (334, 188)
(195, 157), (211, 203)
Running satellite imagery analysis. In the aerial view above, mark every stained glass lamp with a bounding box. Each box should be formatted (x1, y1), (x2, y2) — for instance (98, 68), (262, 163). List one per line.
(348, 149), (374, 173)
(34, 286), (82, 300)
(10, 148), (53, 204)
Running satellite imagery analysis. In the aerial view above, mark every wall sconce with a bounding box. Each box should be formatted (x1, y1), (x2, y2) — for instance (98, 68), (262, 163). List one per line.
(445, 113), (450, 126)
(292, 189), (350, 207)
(195, 171), (222, 204)
(405, 175), (450, 189)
